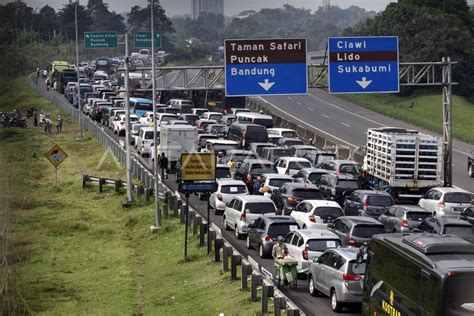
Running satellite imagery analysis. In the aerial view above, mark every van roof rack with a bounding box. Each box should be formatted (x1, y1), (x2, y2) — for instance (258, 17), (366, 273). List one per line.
(402, 234), (474, 255)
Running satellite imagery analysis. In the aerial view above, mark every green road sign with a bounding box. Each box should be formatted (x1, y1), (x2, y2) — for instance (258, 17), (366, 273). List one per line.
(135, 32), (161, 48)
(84, 32), (118, 49)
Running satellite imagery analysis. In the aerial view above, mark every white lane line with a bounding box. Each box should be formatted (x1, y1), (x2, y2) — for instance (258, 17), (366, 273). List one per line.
(288, 96), (293, 100)
(341, 122), (351, 128)
(296, 101), (302, 105)
(321, 114), (330, 119)
(307, 107), (314, 111)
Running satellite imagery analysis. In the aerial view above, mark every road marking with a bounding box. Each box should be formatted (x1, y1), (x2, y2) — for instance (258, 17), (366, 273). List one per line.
(296, 101), (302, 105)
(341, 122), (351, 128)
(288, 96), (293, 100)
(307, 107), (314, 111)
(321, 114), (330, 119)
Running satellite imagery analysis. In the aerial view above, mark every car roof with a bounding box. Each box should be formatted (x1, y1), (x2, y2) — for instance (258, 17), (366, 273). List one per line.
(237, 195), (274, 203)
(217, 179), (247, 186)
(205, 139), (238, 145)
(261, 215), (296, 224)
(300, 168), (329, 173)
(303, 200), (342, 208)
(276, 157), (311, 162)
(228, 149), (256, 155)
(332, 160), (359, 164)
(397, 205), (432, 212)
(139, 126), (154, 131)
(261, 173), (293, 180)
(330, 247), (361, 260)
(282, 182), (319, 190)
(339, 216), (383, 225)
(353, 190), (392, 196)
(295, 229), (339, 239)
(429, 187), (471, 194)
(434, 217), (472, 226)
(244, 159), (273, 164)
(268, 128), (295, 132)
(324, 173), (356, 180)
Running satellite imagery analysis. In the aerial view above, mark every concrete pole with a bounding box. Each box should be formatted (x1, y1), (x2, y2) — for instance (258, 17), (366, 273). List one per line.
(125, 33), (132, 203)
(74, 1), (82, 139)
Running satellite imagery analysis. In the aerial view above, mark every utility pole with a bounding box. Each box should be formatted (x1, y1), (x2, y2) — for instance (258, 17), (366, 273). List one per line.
(442, 57), (453, 187)
(151, 0), (161, 228)
(125, 33), (133, 204)
(74, 0), (83, 139)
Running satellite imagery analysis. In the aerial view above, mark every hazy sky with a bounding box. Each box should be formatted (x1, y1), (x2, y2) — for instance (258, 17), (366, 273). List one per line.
(6, 0), (396, 16)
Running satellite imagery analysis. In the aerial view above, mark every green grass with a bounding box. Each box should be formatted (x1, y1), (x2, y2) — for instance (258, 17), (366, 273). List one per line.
(340, 90), (474, 143)
(0, 77), (261, 315)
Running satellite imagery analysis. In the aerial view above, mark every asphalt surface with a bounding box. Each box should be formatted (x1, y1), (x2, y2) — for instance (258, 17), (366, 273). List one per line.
(263, 88), (474, 192)
(30, 79), (358, 316)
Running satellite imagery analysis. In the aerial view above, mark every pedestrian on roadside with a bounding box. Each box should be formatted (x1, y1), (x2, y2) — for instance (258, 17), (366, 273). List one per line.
(158, 152), (169, 180)
(56, 115), (63, 133)
(45, 78), (51, 91)
(33, 109), (38, 127)
(227, 158), (237, 178)
(253, 176), (264, 195)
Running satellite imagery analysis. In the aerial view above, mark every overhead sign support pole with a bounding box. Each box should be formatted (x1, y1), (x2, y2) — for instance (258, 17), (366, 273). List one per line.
(74, 0), (82, 139)
(124, 33), (133, 204)
(442, 57), (453, 187)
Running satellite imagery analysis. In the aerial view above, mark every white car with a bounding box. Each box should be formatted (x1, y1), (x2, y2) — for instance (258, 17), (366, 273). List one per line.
(291, 200), (344, 229)
(156, 113), (178, 126)
(283, 229), (341, 274)
(138, 112), (154, 126)
(418, 187), (473, 217)
(274, 157), (312, 176)
(259, 173), (293, 197)
(209, 179), (248, 215)
(112, 114), (138, 136)
(200, 111), (223, 122)
(109, 109), (126, 129)
(267, 128), (298, 138)
(131, 123), (146, 146)
(223, 195), (277, 239)
(136, 126), (157, 157)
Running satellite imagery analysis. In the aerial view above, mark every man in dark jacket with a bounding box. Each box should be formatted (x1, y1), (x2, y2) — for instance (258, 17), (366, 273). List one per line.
(158, 153), (169, 180)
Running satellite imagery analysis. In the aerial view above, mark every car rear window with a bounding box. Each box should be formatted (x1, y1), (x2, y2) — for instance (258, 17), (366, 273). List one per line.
(213, 144), (238, 152)
(281, 131), (297, 138)
(367, 196), (393, 206)
(254, 118), (273, 128)
(268, 179), (292, 187)
(250, 164), (276, 174)
(317, 154), (335, 164)
(216, 168), (231, 179)
(180, 105), (193, 113)
(267, 223), (298, 238)
(245, 202), (276, 214)
(284, 139), (304, 146)
(314, 207), (344, 219)
(406, 212), (431, 221)
(337, 180), (360, 189)
(306, 239), (341, 252)
(352, 225), (386, 238)
(184, 115), (199, 123)
(444, 225), (473, 238)
(221, 185), (247, 194)
(339, 164), (360, 175)
(348, 260), (366, 275)
(233, 153), (257, 162)
(144, 131), (154, 139)
(288, 161), (312, 170)
(292, 189), (323, 200)
(209, 114), (223, 121)
(444, 193), (472, 203)
(308, 172), (326, 183)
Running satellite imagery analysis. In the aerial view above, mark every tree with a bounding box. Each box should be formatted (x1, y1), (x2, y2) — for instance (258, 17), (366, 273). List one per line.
(58, 3), (93, 42)
(37, 5), (58, 42)
(87, 0), (126, 33)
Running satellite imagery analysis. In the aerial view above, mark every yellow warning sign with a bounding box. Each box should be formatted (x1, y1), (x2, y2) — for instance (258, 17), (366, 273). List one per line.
(45, 144), (68, 168)
(180, 153), (216, 181)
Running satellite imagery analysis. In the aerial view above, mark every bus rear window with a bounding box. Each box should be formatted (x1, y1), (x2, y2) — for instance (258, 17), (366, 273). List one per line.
(444, 272), (474, 316)
(135, 103), (152, 111)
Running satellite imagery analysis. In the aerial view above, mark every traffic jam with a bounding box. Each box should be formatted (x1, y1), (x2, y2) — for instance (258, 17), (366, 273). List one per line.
(46, 55), (474, 316)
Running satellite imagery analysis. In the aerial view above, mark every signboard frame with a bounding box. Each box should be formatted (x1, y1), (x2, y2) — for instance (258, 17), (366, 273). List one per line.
(179, 153), (217, 182)
(179, 182), (217, 193)
(44, 144), (68, 168)
(224, 37), (308, 97)
(134, 32), (162, 49)
(328, 36), (400, 94)
(84, 31), (118, 49)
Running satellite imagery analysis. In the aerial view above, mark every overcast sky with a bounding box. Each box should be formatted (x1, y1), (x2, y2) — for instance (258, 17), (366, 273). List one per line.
(6, 0), (397, 16)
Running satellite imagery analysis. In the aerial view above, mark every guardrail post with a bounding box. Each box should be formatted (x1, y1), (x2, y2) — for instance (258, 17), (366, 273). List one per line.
(145, 187), (152, 202)
(274, 297), (285, 316)
(223, 246), (232, 272)
(163, 192), (169, 217)
(214, 237), (223, 262)
(114, 179), (122, 193)
(99, 178), (105, 193)
(179, 200), (185, 224)
(199, 223), (207, 247)
(193, 216), (202, 236)
(251, 274), (262, 302)
(231, 254), (242, 280)
(82, 175), (89, 188)
(241, 263), (252, 290)
(137, 185), (144, 197)
(287, 308), (300, 316)
(262, 283), (274, 314)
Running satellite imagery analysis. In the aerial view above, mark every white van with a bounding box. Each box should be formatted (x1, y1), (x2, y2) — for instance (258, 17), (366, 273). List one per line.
(136, 127), (159, 157)
(236, 112), (273, 128)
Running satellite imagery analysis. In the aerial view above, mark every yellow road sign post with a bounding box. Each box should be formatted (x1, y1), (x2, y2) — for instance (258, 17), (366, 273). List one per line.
(45, 144), (68, 186)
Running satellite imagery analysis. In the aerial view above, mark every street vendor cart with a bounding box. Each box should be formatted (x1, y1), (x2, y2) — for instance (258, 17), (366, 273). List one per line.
(274, 257), (298, 289)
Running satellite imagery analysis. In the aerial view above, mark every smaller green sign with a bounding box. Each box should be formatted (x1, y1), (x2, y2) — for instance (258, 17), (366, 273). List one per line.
(84, 32), (118, 49)
(134, 32), (161, 49)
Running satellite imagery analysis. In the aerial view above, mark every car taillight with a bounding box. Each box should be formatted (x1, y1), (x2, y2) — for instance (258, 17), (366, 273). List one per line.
(217, 193), (223, 201)
(142, 141), (145, 145)
(240, 211), (246, 221)
(401, 219), (409, 228)
(348, 236), (356, 247)
(438, 201), (445, 208)
(246, 174), (252, 182)
(309, 215), (316, 223)
(96, 108), (101, 113)
(362, 199), (368, 210)
(302, 249), (309, 260)
(264, 234), (271, 241)
(343, 274), (361, 281)
(287, 197), (297, 204)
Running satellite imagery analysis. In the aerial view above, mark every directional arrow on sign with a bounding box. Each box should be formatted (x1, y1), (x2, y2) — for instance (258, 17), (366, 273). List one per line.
(258, 79), (275, 91)
(356, 77), (372, 89)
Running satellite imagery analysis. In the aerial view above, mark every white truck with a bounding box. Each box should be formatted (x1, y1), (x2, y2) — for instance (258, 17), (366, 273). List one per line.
(363, 127), (443, 201)
(156, 125), (198, 169)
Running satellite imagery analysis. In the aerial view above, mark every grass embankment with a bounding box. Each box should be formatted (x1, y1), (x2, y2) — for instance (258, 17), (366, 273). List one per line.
(0, 77), (260, 315)
(341, 90), (474, 143)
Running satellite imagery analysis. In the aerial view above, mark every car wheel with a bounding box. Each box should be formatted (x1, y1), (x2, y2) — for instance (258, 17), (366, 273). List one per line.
(309, 276), (319, 297)
(223, 217), (230, 231)
(331, 289), (343, 312)
(469, 164), (474, 178)
(235, 225), (241, 239)
(246, 236), (251, 249)
(259, 244), (265, 258)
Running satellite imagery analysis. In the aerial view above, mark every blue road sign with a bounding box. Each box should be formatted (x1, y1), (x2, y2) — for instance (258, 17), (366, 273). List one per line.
(225, 39), (308, 97)
(179, 182), (217, 193)
(328, 36), (399, 94)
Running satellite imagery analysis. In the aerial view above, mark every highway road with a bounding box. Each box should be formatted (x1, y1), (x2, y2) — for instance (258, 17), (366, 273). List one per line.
(32, 81), (358, 316)
(263, 88), (474, 192)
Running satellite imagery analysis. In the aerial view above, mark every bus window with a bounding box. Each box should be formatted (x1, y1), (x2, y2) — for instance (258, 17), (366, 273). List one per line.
(443, 272), (474, 315)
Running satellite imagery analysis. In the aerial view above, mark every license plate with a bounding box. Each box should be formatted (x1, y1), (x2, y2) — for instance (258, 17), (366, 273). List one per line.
(452, 207), (463, 212)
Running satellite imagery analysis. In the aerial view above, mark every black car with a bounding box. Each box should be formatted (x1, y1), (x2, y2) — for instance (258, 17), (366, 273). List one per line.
(234, 159), (277, 191)
(460, 206), (474, 225)
(468, 149), (474, 177)
(271, 182), (323, 215)
(246, 215), (299, 258)
(327, 216), (385, 247)
(316, 173), (362, 205)
(343, 190), (394, 218)
(416, 217), (474, 242)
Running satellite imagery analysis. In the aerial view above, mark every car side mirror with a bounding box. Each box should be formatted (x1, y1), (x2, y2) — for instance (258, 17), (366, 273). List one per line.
(327, 223), (335, 229)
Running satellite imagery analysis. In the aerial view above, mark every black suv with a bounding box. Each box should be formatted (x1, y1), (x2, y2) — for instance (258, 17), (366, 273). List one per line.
(271, 183), (323, 215)
(316, 174), (361, 205)
(343, 190), (393, 217)
(327, 216), (385, 247)
(234, 159), (277, 191)
(416, 217), (474, 242)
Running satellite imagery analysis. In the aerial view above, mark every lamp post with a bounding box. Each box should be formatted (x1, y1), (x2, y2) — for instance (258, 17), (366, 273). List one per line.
(74, 0), (83, 139)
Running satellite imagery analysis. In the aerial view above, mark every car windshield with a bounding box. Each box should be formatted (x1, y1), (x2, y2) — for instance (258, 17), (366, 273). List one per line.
(288, 161), (312, 170)
(209, 114), (223, 121)
(268, 179), (292, 187)
(216, 168), (231, 179)
(444, 225), (473, 238)
(352, 225), (386, 238)
(281, 131), (297, 138)
(444, 193), (472, 204)
(308, 172), (326, 183)
(284, 139), (304, 146)
(337, 180), (360, 189)
(254, 118), (273, 127)
(135, 102), (152, 111)
(250, 164), (276, 174)
(306, 239), (341, 252)
(221, 185), (247, 194)
(339, 164), (360, 176)
(213, 144), (238, 152)
(161, 116), (176, 122)
(130, 117), (139, 122)
(368, 196), (393, 206)
(268, 223), (298, 238)
(317, 154), (335, 164)
(184, 115), (198, 123)
(292, 189), (323, 199)
(314, 207), (344, 219)
(144, 131), (154, 139)
(443, 271), (474, 316)
(245, 202), (276, 214)
(406, 212), (431, 221)
(348, 260), (366, 275)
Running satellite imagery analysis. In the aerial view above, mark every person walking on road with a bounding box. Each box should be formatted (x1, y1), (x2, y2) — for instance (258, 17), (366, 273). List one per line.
(272, 236), (286, 261)
(56, 115), (63, 133)
(158, 152), (169, 180)
(227, 159), (237, 178)
(33, 109), (38, 127)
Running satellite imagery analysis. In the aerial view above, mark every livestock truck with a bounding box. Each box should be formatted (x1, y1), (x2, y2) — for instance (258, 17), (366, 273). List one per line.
(362, 127), (443, 202)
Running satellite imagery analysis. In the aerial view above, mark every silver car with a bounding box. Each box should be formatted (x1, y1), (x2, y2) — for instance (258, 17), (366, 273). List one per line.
(308, 248), (366, 312)
(209, 179), (248, 215)
(378, 205), (432, 233)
